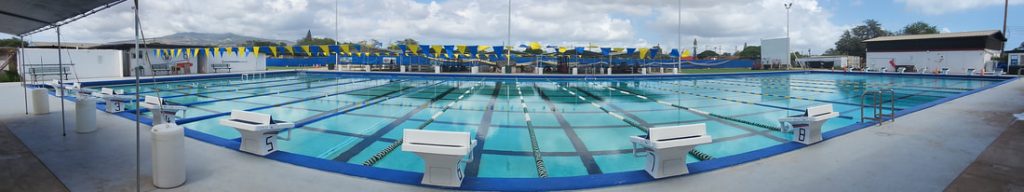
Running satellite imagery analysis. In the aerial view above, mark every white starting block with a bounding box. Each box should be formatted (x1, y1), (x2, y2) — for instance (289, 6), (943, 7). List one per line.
(536, 67), (544, 75)
(966, 68), (977, 75)
(630, 123), (712, 179)
(778, 104), (840, 145)
(219, 110), (294, 156)
(434, 65), (442, 74)
(673, 68), (679, 74)
(400, 65), (407, 73)
(607, 67), (613, 75)
(141, 96), (187, 125)
(92, 88), (133, 113)
(470, 66), (479, 74)
(941, 67), (950, 75)
(897, 67), (906, 73)
(919, 67), (928, 74)
(880, 67), (888, 73)
(402, 129), (477, 187)
(572, 67), (578, 75)
(861, 67), (872, 72)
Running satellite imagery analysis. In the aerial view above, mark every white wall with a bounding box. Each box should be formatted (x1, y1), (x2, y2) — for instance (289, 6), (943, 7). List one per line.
(761, 38), (790, 65)
(204, 52), (266, 73)
(866, 50), (997, 74)
(130, 48), (266, 76)
(19, 48), (124, 79)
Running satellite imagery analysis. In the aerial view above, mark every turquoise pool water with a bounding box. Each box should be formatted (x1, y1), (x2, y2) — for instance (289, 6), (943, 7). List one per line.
(89, 71), (1004, 179)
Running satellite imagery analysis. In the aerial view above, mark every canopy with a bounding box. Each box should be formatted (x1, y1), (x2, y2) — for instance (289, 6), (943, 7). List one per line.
(0, 0), (125, 36)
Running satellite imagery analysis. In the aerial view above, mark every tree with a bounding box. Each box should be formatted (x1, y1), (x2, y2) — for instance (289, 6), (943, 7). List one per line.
(736, 46), (760, 59)
(1016, 41), (1024, 51)
(0, 38), (27, 47)
(697, 50), (719, 59)
(297, 37), (337, 45)
(831, 19), (892, 58)
(389, 38), (419, 50)
(900, 21), (939, 35)
(295, 30), (337, 45)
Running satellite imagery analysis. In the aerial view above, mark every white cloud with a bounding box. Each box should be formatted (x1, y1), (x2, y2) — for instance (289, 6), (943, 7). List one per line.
(11, 0), (845, 54)
(896, 0), (1022, 15)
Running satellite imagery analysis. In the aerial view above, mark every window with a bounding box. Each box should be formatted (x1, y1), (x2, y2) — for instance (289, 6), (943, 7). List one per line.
(1012, 55), (1020, 66)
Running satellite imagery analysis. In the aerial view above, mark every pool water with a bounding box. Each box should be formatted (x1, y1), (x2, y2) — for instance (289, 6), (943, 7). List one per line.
(89, 71), (1004, 179)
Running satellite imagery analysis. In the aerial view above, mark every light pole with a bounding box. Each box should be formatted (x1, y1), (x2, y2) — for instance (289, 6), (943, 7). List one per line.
(677, 0), (682, 71)
(506, 0), (512, 74)
(785, 2), (793, 68)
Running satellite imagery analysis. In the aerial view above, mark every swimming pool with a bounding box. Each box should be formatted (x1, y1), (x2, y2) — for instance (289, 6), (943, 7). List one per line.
(73, 71), (1014, 190)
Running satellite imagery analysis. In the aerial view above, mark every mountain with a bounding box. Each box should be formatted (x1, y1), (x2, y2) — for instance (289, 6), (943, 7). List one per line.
(107, 32), (292, 47)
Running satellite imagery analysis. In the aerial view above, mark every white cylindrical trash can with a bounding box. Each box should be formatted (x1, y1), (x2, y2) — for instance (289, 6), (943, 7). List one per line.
(151, 123), (186, 188)
(31, 88), (49, 115)
(75, 98), (97, 133)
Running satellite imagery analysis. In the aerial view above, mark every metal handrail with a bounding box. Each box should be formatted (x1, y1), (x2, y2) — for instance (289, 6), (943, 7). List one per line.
(860, 88), (896, 125)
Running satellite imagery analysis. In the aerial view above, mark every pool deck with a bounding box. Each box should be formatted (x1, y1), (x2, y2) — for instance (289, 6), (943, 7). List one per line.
(0, 72), (1022, 191)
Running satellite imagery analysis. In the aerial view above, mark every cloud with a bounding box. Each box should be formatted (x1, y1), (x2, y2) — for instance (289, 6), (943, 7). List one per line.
(896, 0), (1022, 15)
(11, 0), (845, 54)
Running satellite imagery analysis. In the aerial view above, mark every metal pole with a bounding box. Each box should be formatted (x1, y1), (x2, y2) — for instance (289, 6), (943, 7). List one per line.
(335, 0), (340, 70)
(785, 3), (793, 68)
(132, 0), (142, 191)
(57, 26), (66, 137)
(677, 0), (682, 70)
(20, 36), (27, 114)
(506, 0), (511, 74)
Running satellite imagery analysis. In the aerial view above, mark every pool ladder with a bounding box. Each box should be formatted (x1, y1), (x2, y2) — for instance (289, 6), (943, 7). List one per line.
(860, 88), (896, 125)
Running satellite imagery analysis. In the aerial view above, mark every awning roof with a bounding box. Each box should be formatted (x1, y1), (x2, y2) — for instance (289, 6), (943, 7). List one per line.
(0, 0), (125, 36)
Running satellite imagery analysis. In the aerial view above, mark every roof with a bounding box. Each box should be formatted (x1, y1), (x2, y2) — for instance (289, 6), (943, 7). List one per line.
(863, 30), (1007, 43)
(0, 0), (125, 36)
(1007, 50), (1024, 54)
(28, 41), (101, 49)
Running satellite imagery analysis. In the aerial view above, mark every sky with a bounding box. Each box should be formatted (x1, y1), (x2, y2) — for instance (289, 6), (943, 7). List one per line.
(3, 0), (1023, 54)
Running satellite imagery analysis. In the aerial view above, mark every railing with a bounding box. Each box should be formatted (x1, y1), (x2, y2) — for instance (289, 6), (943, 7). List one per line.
(861, 88), (896, 126)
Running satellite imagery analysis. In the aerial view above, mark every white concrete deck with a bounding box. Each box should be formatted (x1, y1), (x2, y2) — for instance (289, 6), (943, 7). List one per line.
(0, 75), (1021, 192)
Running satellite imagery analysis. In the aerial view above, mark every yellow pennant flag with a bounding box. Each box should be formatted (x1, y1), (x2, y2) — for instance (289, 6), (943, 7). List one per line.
(558, 47), (567, 53)
(456, 45), (467, 54)
(269, 47), (278, 57)
(477, 45), (490, 52)
(237, 47), (246, 57)
(252, 47), (261, 57)
(204, 48), (212, 57)
(612, 48), (625, 53)
(301, 46), (311, 56)
(341, 44), (350, 53)
(681, 49), (692, 58)
(638, 48), (650, 59)
(319, 45), (330, 55)
(528, 42), (541, 50)
(431, 45), (443, 57)
(407, 44), (419, 55)
(191, 48), (199, 58)
(284, 46), (295, 55)
(225, 47), (234, 57)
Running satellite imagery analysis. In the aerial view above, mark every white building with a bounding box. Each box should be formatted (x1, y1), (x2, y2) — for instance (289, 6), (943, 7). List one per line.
(862, 30), (1007, 74)
(795, 56), (862, 69)
(1008, 50), (1022, 66)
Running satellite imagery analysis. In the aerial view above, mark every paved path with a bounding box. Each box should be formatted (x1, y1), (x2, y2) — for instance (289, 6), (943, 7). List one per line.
(946, 121), (1024, 191)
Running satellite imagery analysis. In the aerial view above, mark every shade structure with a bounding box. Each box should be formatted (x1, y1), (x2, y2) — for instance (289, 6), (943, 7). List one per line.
(0, 0), (125, 35)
